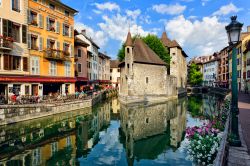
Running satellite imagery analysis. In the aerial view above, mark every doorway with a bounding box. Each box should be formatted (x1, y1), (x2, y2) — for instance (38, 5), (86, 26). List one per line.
(32, 84), (39, 95)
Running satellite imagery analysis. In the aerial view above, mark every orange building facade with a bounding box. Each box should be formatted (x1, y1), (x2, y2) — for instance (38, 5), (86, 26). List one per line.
(27, 0), (77, 96)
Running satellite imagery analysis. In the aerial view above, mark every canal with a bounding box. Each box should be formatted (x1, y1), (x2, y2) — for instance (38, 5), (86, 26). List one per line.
(0, 94), (223, 166)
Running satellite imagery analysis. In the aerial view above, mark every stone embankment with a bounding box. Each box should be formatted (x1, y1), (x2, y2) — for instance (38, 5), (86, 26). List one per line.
(0, 89), (118, 126)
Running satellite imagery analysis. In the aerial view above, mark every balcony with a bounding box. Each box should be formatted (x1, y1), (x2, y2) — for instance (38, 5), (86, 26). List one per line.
(0, 36), (13, 51)
(44, 49), (71, 61)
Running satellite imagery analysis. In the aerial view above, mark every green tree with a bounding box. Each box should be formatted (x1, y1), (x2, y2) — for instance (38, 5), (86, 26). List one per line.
(117, 35), (171, 68)
(189, 63), (203, 86)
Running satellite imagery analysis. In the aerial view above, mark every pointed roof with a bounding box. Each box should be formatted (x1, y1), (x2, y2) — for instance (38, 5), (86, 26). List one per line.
(161, 32), (173, 48)
(133, 38), (166, 66)
(125, 32), (133, 47)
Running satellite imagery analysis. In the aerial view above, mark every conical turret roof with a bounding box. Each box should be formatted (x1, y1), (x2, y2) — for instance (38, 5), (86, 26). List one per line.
(125, 31), (133, 47)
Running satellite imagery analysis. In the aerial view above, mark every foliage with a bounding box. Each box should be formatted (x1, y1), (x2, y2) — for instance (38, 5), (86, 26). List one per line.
(117, 34), (171, 67)
(189, 63), (203, 86)
(187, 96), (203, 118)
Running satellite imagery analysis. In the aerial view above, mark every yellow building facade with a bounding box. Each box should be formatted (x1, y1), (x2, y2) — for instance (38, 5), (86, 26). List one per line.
(28, 0), (77, 95)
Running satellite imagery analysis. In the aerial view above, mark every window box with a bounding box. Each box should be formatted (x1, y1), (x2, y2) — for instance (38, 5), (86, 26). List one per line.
(31, 20), (38, 26)
(50, 27), (55, 32)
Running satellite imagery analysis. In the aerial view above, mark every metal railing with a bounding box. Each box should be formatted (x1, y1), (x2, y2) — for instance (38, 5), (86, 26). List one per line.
(44, 49), (71, 61)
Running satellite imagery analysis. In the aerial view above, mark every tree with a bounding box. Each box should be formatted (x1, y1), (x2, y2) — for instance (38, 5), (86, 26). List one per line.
(117, 34), (171, 68)
(189, 63), (203, 86)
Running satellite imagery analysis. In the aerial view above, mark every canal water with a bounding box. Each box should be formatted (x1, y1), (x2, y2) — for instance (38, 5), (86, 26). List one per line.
(0, 94), (223, 166)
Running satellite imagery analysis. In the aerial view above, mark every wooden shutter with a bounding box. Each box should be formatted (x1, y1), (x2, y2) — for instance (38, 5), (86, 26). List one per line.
(69, 26), (72, 37)
(27, 9), (31, 24)
(57, 41), (60, 50)
(23, 57), (28, 72)
(70, 44), (73, 57)
(39, 14), (43, 28)
(62, 23), (65, 36)
(7, 20), (12, 37)
(56, 21), (60, 33)
(46, 17), (49, 30)
(27, 34), (31, 49)
(3, 19), (8, 37)
(22, 25), (27, 44)
(39, 36), (43, 51)
(3, 55), (9, 70)
(47, 38), (50, 48)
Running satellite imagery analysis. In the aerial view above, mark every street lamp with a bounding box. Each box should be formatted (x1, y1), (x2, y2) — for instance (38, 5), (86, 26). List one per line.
(225, 16), (243, 147)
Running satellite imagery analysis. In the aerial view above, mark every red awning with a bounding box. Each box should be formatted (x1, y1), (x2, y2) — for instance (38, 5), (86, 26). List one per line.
(0, 75), (76, 83)
(76, 77), (88, 82)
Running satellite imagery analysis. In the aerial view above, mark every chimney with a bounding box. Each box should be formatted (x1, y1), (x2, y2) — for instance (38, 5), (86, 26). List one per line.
(247, 26), (250, 32)
(81, 29), (86, 35)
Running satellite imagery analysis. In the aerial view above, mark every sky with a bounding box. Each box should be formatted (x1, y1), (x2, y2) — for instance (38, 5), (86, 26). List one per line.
(62, 0), (250, 60)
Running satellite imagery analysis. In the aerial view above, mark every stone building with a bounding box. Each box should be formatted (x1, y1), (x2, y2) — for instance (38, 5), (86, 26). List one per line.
(110, 60), (120, 88)
(119, 32), (177, 104)
(161, 31), (188, 94)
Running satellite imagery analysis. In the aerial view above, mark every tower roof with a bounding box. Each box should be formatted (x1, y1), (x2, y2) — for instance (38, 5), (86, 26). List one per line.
(125, 31), (133, 47)
(132, 38), (166, 66)
(161, 32), (181, 48)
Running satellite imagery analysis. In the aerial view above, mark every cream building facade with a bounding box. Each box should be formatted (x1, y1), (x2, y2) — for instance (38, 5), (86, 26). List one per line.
(0, 0), (29, 97)
(110, 60), (120, 88)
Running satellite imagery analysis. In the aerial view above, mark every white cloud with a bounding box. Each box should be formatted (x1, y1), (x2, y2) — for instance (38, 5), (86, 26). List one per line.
(201, 0), (211, 6)
(75, 22), (108, 48)
(93, 2), (120, 12)
(212, 3), (242, 16)
(165, 15), (227, 56)
(126, 9), (141, 20)
(93, 9), (102, 14)
(152, 3), (186, 15)
(98, 14), (157, 43)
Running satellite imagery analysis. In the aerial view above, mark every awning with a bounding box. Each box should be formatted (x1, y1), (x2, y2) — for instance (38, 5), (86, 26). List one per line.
(0, 75), (76, 83)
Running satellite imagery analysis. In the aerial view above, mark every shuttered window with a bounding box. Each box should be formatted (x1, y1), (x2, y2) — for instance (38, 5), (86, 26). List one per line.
(23, 57), (28, 71)
(4, 55), (10, 70)
(12, 0), (20, 12)
(22, 25), (27, 44)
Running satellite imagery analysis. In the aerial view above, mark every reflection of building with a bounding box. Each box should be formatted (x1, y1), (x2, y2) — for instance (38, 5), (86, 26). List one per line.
(119, 99), (186, 163)
(119, 32), (177, 103)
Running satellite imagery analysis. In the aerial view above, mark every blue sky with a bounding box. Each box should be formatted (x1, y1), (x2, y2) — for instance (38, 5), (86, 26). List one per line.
(62, 0), (250, 60)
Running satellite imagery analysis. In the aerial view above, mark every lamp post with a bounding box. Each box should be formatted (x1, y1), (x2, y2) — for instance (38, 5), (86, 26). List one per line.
(225, 16), (243, 147)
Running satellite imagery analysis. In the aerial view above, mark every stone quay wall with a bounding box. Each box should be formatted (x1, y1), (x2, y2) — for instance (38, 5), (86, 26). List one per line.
(0, 89), (118, 126)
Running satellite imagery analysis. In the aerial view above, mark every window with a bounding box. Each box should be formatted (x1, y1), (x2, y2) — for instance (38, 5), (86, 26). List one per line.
(31, 56), (39, 75)
(118, 69), (120, 72)
(31, 34), (38, 50)
(247, 58), (250, 66)
(12, 23), (20, 43)
(49, 39), (55, 49)
(13, 84), (21, 94)
(127, 48), (129, 53)
(110, 76), (112, 80)
(78, 63), (82, 73)
(30, 11), (38, 26)
(25, 85), (29, 95)
(12, 56), (21, 70)
(78, 49), (82, 57)
(23, 57), (28, 72)
(63, 43), (70, 56)
(12, 0), (20, 12)
(63, 24), (69, 36)
(3, 55), (21, 70)
(50, 61), (56, 76)
(110, 69), (113, 72)
(22, 25), (27, 44)
(49, 4), (55, 10)
(146, 77), (149, 84)
(48, 18), (55, 32)
(238, 70), (241, 78)
(65, 62), (71, 76)
(237, 59), (240, 65)
(0, 0), (2, 6)
(247, 71), (250, 78)
(65, 11), (69, 17)
(146, 118), (149, 124)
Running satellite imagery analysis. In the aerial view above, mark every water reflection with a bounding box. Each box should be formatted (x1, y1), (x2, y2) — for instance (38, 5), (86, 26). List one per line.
(0, 95), (222, 166)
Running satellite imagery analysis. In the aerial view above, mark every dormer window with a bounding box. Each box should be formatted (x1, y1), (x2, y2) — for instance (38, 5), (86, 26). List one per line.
(49, 4), (55, 10)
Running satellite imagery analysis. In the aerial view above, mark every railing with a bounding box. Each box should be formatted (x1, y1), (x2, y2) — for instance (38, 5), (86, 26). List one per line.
(0, 37), (13, 50)
(44, 49), (71, 61)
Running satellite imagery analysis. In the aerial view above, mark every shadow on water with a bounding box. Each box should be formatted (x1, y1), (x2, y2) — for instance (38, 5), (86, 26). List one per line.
(0, 95), (223, 166)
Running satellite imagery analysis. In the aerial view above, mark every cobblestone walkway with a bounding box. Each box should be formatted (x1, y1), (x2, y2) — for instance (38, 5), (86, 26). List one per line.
(228, 93), (250, 166)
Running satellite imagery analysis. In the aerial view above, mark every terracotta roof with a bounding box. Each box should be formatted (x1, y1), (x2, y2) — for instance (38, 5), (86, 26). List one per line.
(110, 60), (120, 68)
(132, 38), (166, 66)
(125, 32), (133, 46)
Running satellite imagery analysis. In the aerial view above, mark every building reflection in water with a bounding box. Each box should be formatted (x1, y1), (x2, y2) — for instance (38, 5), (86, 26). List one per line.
(0, 97), (197, 166)
(119, 98), (187, 165)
